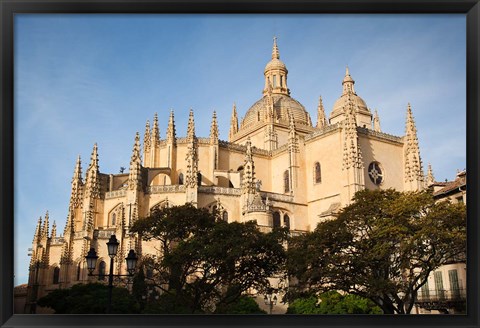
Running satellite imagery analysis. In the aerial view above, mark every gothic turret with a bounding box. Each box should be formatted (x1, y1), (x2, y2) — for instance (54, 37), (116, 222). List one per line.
(229, 103), (239, 141)
(242, 138), (256, 195)
(341, 93), (365, 203)
(51, 221), (57, 239)
(403, 103), (424, 191)
(166, 109), (176, 144)
(84, 144), (100, 199)
(69, 155), (83, 210)
(185, 109), (199, 205)
(210, 111), (219, 145)
(373, 109), (381, 132)
(143, 120), (151, 166)
(316, 96), (328, 128)
(128, 132), (143, 191)
(41, 211), (49, 241)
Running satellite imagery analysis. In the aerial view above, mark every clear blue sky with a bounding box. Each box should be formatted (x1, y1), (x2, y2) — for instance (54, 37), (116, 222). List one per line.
(14, 14), (466, 285)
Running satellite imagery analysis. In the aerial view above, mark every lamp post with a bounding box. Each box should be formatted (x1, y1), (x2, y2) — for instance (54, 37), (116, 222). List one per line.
(264, 289), (277, 314)
(85, 234), (138, 314)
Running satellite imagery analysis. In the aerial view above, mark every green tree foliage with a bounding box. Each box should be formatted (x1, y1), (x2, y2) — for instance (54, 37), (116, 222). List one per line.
(287, 189), (466, 314)
(214, 295), (267, 314)
(130, 204), (287, 313)
(286, 291), (382, 314)
(37, 283), (139, 314)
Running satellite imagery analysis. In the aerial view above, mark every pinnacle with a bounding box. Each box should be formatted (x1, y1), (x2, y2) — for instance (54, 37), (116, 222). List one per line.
(272, 36), (280, 60)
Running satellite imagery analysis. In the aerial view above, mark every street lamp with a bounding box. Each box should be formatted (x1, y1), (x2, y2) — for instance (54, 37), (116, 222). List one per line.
(264, 290), (277, 314)
(85, 234), (138, 313)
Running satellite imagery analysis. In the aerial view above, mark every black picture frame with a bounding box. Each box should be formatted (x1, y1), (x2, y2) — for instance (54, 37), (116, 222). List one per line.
(1, 1), (478, 327)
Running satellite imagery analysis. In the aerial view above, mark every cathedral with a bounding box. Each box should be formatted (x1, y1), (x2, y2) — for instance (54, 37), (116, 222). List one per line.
(24, 38), (426, 312)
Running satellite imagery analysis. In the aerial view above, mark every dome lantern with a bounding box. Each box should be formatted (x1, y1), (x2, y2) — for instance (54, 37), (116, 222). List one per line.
(263, 37), (289, 96)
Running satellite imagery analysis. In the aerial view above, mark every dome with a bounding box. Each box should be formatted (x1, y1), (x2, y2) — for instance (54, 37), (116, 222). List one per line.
(264, 58), (287, 72)
(330, 93), (370, 119)
(240, 94), (312, 129)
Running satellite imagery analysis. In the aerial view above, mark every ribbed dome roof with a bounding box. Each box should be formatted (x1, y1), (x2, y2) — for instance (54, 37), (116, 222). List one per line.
(240, 94), (312, 129)
(330, 93), (369, 119)
(264, 58), (287, 72)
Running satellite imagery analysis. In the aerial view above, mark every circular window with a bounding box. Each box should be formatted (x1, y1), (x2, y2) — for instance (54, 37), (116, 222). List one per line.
(368, 162), (384, 185)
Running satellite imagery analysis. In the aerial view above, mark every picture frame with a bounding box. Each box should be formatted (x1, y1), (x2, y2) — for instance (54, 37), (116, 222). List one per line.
(1, 1), (478, 327)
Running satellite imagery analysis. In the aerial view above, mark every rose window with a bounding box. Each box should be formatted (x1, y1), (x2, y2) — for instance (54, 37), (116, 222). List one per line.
(368, 162), (383, 185)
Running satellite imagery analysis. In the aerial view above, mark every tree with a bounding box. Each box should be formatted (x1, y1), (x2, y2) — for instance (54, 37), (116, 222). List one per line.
(287, 189), (466, 314)
(37, 283), (139, 314)
(130, 204), (287, 313)
(214, 295), (267, 314)
(286, 291), (382, 314)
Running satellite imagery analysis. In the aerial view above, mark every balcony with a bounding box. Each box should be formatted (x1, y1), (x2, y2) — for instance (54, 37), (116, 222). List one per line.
(415, 289), (466, 313)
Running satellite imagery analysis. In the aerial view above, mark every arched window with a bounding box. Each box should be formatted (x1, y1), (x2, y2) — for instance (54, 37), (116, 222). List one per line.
(178, 173), (184, 185)
(273, 212), (281, 229)
(76, 263), (81, 281)
(222, 211), (228, 222)
(53, 267), (60, 284)
(284, 214), (290, 230)
(284, 170), (290, 193)
(314, 162), (322, 184)
(111, 213), (116, 227)
(99, 261), (106, 281)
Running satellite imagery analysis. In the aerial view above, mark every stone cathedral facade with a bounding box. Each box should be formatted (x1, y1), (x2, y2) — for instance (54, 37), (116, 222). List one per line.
(25, 39), (426, 311)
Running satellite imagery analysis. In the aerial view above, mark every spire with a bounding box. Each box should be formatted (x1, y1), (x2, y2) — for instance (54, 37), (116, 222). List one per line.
(42, 211), (49, 240)
(373, 109), (381, 132)
(33, 216), (42, 244)
(288, 111), (298, 152)
(187, 108), (196, 142)
(69, 155), (83, 209)
(143, 120), (151, 152)
(151, 113), (160, 147)
(404, 103), (424, 189)
(166, 109), (176, 144)
(128, 132), (143, 191)
(51, 221), (57, 239)
(242, 138), (256, 194)
(426, 163), (435, 186)
(85, 143), (100, 198)
(229, 103), (239, 141)
(342, 66), (356, 95)
(185, 109), (198, 188)
(272, 36), (280, 59)
(316, 96), (328, 128)
(210, 111), (219, 144)
(342, 93), (363, 170)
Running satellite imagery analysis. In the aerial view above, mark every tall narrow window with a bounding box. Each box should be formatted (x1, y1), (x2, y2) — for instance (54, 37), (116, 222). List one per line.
(284, 214), (290, 230)
(53, 267), (60, 284)
(273, 75), (277, 87)
(99, 261), (106, 281)
(197, 173), (202, 186)
(420, 280), (430, 299)
(314, 162), (322, 183)
(111, 213), (116, 227)
(280, 75), (284, 87)
(222, 211), (228, 222)
(434, 271), (445, 300)
(284, 170), (290, 193)
(178, 173), (184, 185)
(273, 212), (281, 229)
(448, 269), (460, 299)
